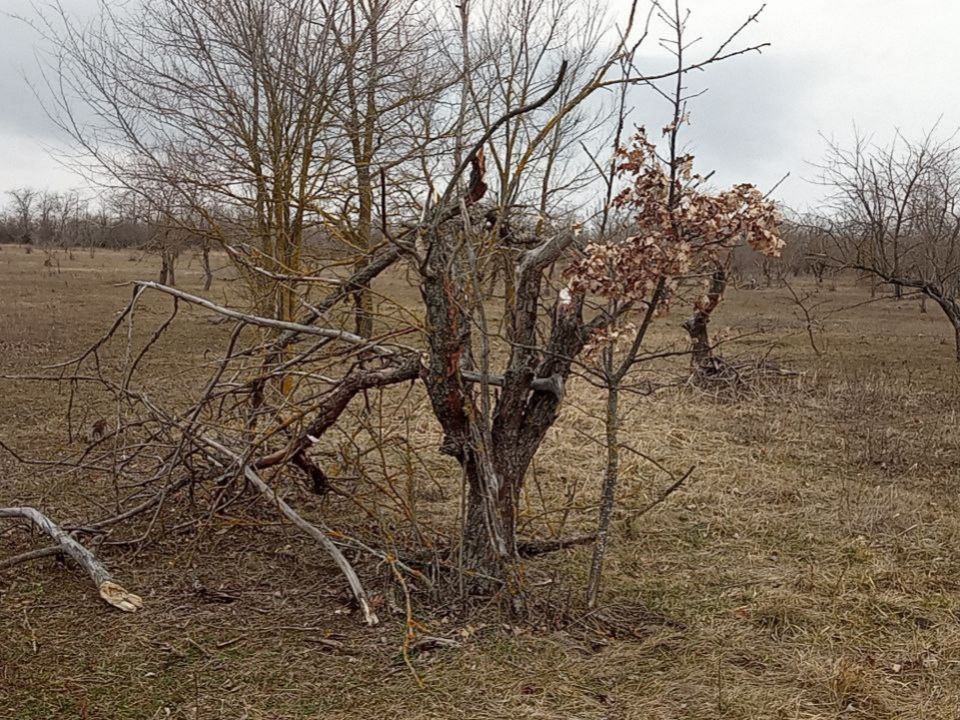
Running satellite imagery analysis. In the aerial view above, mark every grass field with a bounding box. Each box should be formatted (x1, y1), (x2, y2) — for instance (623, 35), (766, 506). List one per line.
(3, 246), (960, 719)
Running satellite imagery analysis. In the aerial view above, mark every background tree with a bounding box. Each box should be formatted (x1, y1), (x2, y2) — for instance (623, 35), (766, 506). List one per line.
(6, 187), (37, 243)
(818, 129), (960, 358)
(38, 0), (352, 321)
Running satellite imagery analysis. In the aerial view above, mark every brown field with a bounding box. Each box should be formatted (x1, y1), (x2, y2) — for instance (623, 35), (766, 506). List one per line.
(3, 246), (960, 719)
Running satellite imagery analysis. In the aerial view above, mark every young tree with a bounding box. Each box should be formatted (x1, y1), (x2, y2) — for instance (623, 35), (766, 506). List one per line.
(576, 102), (783, 606)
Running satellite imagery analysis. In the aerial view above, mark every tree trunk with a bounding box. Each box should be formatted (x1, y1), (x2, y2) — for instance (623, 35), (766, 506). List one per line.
(351, 164), (375, 338)
(683, 267), (726, 373)
(953, 315), (960, 363)
(586, 381), (618, 608)
(930, 294), (960, 362)
(461, 446), (518, 588)
(158, 252), (169, 285)
(201, 244), (213, 291)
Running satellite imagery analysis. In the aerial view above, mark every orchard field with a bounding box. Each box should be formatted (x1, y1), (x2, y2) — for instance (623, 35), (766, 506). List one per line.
(3, 247), (960, 719)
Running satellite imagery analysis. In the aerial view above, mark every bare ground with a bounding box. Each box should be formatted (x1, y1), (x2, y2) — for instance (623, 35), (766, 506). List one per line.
(3, 246), (960, 719)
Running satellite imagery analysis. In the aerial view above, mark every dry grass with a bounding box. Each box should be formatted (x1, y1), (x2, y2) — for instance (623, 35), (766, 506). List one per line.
(3, 246), (960, 718)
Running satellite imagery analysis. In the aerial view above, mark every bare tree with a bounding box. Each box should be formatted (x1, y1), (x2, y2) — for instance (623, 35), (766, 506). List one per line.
(6, 187), (37, 243)
(410, 1), (774, 600)
(818, 129), (960, 358)
(576, 3), (782, 606)
(324, 0), (450, 336)
(37, 0), (356, 322)
(5, 0), (778, 618)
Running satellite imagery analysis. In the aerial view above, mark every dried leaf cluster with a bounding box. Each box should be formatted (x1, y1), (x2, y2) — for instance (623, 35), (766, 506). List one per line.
(567, 130), (784, 317)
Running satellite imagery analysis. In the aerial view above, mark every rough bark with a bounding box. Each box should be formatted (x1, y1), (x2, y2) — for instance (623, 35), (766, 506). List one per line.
(158, 252), (170, 285)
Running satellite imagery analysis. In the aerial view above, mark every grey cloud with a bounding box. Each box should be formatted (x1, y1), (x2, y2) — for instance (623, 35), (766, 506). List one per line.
(2, 0), (960, 205)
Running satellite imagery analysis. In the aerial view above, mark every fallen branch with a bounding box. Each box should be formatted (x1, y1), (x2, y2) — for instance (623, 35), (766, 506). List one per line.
(518, 533), (597, 558)
(620, 465), (695, 521)
(0, 507), (143, 612)
(0, 545), (63, 570)
(241, 467), (380, 626)
(129, 281), (408, 356)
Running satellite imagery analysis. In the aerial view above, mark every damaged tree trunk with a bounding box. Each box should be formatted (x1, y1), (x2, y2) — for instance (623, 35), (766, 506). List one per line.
(418, 206), (584, 603)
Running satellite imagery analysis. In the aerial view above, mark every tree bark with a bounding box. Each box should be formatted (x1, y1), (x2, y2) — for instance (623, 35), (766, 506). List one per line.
(683, 267), (726, 372)
(158, 252), (169, 285)
(586, 382), (618, 607)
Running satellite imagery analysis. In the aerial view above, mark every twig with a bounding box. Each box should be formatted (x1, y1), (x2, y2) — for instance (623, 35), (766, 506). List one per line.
(620, 465), (695, 520)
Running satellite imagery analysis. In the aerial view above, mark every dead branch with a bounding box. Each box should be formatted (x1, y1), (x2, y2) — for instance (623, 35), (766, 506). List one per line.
(0, 545), (63, 570)
(194, 428), (380, 626)
(130, 281), (407, 356)
(517, 533), (597, 558)
(0, 506), (143, 612)
(240, 467), (380, 626)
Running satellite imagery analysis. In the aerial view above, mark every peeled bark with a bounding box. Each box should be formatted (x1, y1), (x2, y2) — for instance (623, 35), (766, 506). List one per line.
(415, 62), (576, 600)
(421, 242), (585, 598)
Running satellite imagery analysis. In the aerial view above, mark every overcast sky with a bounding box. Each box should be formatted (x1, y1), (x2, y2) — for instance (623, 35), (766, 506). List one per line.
(0, 0), (957, 211)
